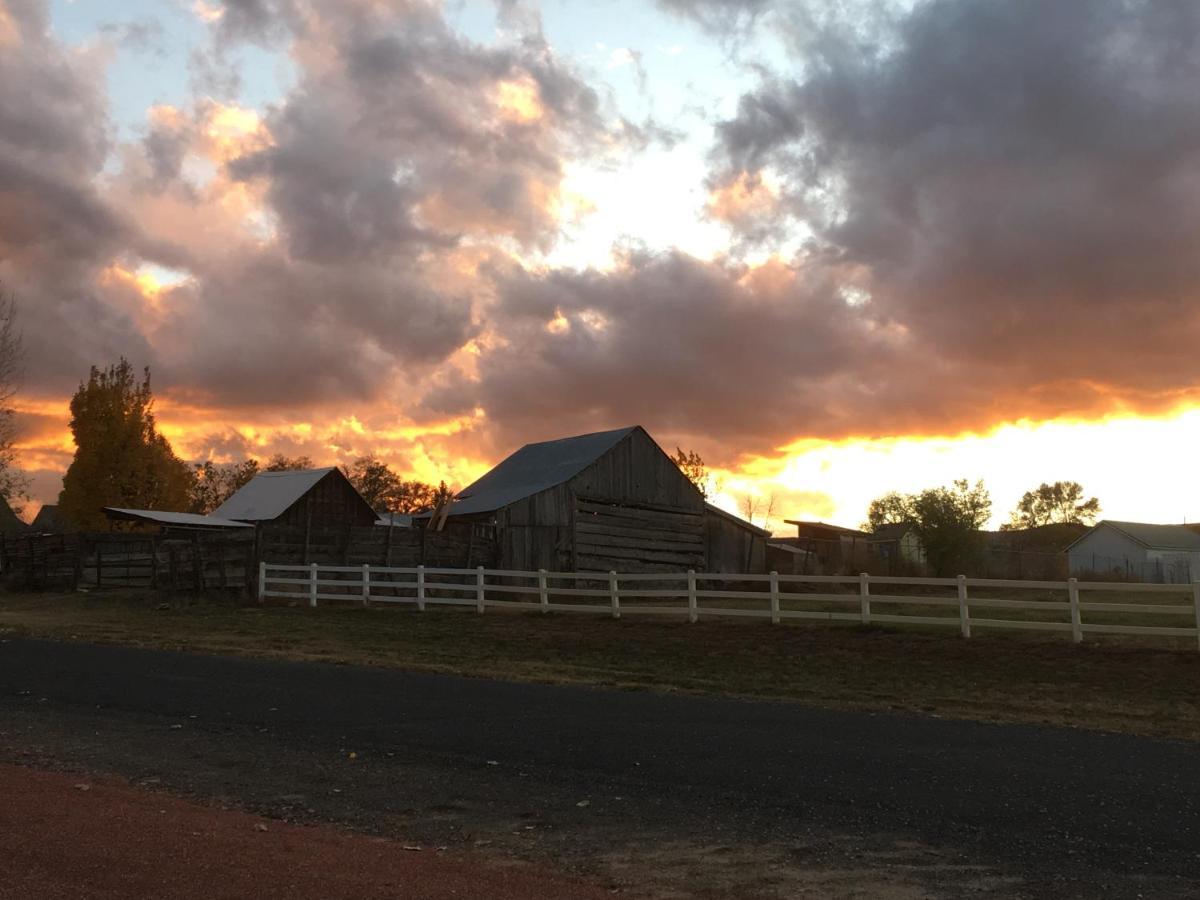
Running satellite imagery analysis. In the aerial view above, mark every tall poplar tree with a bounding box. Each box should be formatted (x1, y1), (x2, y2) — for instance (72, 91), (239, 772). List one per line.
(58, 360), (194, 530)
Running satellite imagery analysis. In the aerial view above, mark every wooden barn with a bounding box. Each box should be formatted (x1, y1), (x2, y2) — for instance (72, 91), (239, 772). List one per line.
(212, 467), (377, 529)
(436, 426), (769, 574)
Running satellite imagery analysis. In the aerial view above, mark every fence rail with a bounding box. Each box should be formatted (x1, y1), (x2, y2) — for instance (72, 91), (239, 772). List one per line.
(260, 563), (1200, 650)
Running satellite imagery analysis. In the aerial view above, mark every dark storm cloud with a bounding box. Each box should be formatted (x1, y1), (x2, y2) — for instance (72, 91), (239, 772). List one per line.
(692, 0), (1200, 431)
(424, 249), (905, 455)
(0, 0), (159, 393)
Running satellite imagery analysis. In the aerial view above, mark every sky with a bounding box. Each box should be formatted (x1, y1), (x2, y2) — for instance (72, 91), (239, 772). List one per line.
(4, 0), (1200, 532)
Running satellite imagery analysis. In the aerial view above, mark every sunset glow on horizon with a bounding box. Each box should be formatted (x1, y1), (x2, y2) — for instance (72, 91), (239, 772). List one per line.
(6, 0), (1200, 532)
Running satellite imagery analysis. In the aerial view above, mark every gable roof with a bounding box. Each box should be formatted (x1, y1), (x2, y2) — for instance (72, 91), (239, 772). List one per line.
(446, 427), (638, 516)
(104, 508), (254, 530)
(212, 467), (337, 522)
(30, 504), (63, 533)
(1069, 520), (1200, 553)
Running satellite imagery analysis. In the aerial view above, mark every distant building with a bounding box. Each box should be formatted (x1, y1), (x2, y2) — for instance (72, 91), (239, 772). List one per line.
(0, 495), (26, 536)
(783, 520), (869, 574)
(866, 522), (925, 569)
(1066, 520), (1200, 583)
(29, 504), (64, 534)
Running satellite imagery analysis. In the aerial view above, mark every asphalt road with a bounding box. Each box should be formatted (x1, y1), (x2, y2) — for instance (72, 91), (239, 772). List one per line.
(2, 637), (1198, 897)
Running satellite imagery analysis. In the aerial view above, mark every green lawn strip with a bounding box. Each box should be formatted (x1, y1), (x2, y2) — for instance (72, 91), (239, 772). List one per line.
(2, 591), (1198, 742)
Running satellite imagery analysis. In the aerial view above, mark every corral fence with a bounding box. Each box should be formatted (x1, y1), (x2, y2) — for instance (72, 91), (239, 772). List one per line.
(261, 564), (1200, 650)
(0, 532), (255, 592)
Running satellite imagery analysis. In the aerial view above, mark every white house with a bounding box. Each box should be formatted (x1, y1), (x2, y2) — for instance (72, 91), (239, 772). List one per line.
(1066, 520), (1200, 583)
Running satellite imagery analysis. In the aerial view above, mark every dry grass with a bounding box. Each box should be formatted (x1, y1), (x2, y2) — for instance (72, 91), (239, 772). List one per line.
(2, 589), (1198, 741)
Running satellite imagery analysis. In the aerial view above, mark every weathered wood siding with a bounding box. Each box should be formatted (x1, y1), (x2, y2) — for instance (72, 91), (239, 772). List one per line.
(573, 498), (705, 572)
(259, 522), (497, 568)
(274, 469), (377, 530)
(705, 511), (767, 574)
(568, 428), (705, 512)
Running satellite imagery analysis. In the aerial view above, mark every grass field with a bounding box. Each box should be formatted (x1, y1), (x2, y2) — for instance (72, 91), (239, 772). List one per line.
(2, 589), (1198, 741)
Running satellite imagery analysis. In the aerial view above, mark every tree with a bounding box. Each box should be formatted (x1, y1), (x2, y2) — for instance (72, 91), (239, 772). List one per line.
(59, 360), (194, 530)
(0, 289), (28, 507)
(1003, 481), (1100, 530)
(739, 492), (777, 530)
(863, 479), (992, 576)
(190, 459), (260, 514)
(264, 454), (313, 472)
(864, 491), (912, 532)
(343, 455), (404, 511)
(342, 455), (454, 514)
(671, 447), (709, 498)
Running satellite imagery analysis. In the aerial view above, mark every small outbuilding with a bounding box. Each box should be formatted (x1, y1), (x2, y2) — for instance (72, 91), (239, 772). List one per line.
(29, 504), (64, 534)
(213, 467), (376, 529)
(437, 426), (767, 574)
(1066, 520), (1200, 584)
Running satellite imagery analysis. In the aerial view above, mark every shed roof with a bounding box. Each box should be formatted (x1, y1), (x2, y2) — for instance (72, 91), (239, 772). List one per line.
(785, 520), (867, 537)
(103, 508), (253, 529)
(706, 503), (772, 537)
(446, 427), (638, 516)
(1070, 520), (1200, 552)
(212, 467), (337, 522)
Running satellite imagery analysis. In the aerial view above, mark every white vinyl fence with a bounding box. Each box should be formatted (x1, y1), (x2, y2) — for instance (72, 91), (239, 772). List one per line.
(259, 563), (1200, 650)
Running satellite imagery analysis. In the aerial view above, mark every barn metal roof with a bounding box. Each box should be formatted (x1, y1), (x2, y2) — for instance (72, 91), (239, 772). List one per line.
(1070, 520), (1200, 552)
(211, 467), (337, 522)
(103, 508), (253, 529)
(445, 427), (638, 516)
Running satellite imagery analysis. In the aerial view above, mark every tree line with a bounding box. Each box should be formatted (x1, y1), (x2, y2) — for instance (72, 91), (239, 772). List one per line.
(55, 359), (454, 531)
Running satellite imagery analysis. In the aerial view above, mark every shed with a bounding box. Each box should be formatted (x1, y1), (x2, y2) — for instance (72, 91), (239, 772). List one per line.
(29, 504), (64, 534)
(213, 467), (376, 529)
(705, 503), (770, 573)
(0, 495), (26, 536)
(867, 522), (925, 567)
(1066, 520), (1200, 583)
(784, 520), (869, 574)
(437, 426), (765, 573)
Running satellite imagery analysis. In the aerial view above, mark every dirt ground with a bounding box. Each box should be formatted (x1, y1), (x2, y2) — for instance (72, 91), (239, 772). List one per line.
(0, 763), (611, 900)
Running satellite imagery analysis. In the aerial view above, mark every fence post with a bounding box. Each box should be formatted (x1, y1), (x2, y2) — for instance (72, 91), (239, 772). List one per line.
(476, 566), (485, 613)
(1068, 577), (1082, 644)
(538, 569), (549, 613)
(858, 572), (871, 625)
(362, 563), (370, 608)
(309, 562), (318, 608)
(417, 565), (426, 612)
(687, 569), (698, 623)
(1192, 580), (1200, 652)
(769, 571), (780, 625)
(957, 574), (970, 638)
(609, 571), (620, 619)
(258, 561), (266, 603)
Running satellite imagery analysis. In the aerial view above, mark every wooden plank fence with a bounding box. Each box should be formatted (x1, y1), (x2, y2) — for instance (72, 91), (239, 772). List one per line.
(261, 564), (1200, 650)
(0, 533), (255, 592)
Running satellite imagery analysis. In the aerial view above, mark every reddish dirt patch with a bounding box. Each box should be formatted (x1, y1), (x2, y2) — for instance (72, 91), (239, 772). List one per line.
(0, 764), (607, 900)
